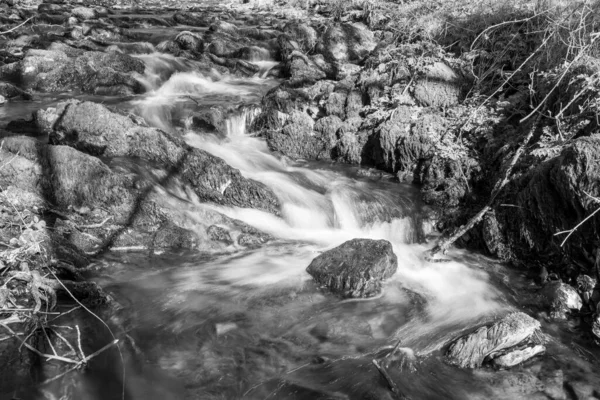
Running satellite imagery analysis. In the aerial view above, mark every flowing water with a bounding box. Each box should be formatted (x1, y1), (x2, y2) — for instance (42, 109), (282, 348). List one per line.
(4, 44), (599, 400)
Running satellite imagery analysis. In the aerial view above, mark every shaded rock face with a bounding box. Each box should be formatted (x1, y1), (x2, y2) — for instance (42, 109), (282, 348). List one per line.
(0, 48), (144, 95)
(489, 136), (600, 268)
(39, 100), (280, 215)
(446, 312), (541, 369)
(306, 238), (398, 298)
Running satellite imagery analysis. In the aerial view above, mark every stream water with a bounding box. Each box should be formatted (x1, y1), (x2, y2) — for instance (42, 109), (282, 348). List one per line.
(3, 41), (599, 400)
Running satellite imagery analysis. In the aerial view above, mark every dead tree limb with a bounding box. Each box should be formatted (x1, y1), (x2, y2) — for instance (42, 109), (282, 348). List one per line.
(429, 111), (543, 257)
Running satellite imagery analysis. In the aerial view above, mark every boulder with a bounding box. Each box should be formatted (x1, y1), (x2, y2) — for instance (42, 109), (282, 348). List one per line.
(446, 312), (541, 368)
(265, 110), (331, 160)
(541, 281), (582, 319)
(306, 238), (398, 298)
(492, 136), (600, 268)
(0, 136), (199, 254)
(3, 49), (145, 95)
(321, 23), (376, 64)
(39, 101), (280, 215)
(0, 82), (30, 100)
(172, 12), (210, 27)
(412, 62), (464, 107)
(175, 31), (204, 53)
(71, 6), (97, 20)
(283, 21), (317, 53)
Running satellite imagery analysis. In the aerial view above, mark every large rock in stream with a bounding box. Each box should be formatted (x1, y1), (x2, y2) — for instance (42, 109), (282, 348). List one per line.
(0, 135), (199, 253)
(306, 238), (398, 298)
(446, 312), (543, 368)
(0, 48), (144, 95)
(36, 100), (280, 214)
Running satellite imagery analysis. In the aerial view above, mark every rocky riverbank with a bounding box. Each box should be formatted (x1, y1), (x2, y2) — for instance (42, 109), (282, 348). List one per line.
(1, 0), (600, 398)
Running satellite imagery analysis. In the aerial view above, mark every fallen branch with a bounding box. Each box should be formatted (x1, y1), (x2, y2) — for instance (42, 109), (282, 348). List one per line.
(0, 323), (78, 364)
(429, 111), (543, 257)
(77, 217), (112, 230)
(0, 17), (34, 35)
(372, 359), (400, 394)
(40, 339), (119, 385)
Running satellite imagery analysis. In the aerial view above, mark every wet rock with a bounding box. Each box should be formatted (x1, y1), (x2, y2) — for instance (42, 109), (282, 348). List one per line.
(210, 20), (239, 35)
(41, 101), (280, 214)
(306, 238), (398, 298)
(576, 274), (596, 304)
(592, 314), (600, 340)
(156, 40), (182, 56)
(565, 380), (600, 400)
(71, 6), (97, 20)
(492, 345), (545, 368)
(207, 225), (233, 245)
(541, 281), (582, 319)
(235, 46), (271, 62)
(446, 312), (541, 368)
(153, 221), (198, 251)
(412, 62), (464, 107)
(175, 31), (204, 53)
(237, 226), (271, 247)
(542, 369), (567, 400)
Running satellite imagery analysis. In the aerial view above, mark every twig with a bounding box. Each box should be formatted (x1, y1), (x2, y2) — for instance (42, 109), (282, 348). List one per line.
(520, 36), (598, 123)
(470, 11), (549, 51)
(49, 306), (82, 322)
(0, 323), (78, 364)
(76, 325), (85, 360)
(42, 326), (58, 357)
(46, 269), (126, 400)
(50, 328), (78, 358)
(77, 217), (112, 229)
(0, 17), (34, 35)
(40, 339), (119, 385)
(372, 359), (399, 394)
(385, 339), (403, 359)
(554, 204), (600, 247)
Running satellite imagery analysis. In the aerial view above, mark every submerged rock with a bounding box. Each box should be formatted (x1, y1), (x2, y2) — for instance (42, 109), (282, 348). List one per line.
(446, 312), (541, 368)
(306, 238), (398, 298)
